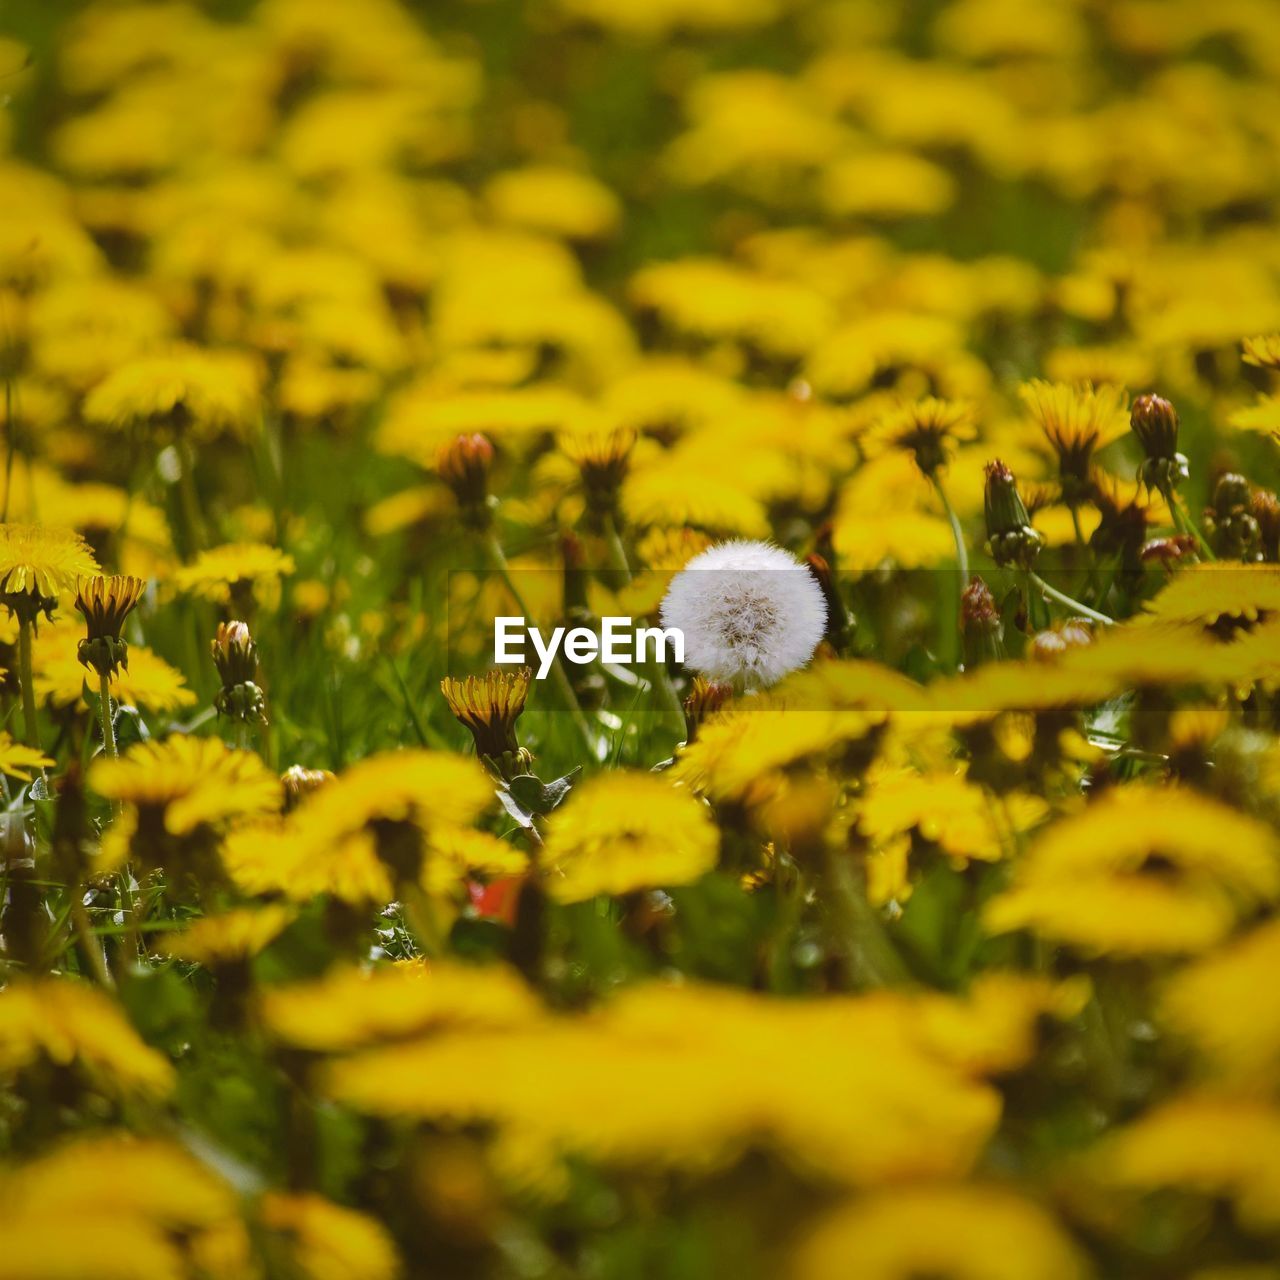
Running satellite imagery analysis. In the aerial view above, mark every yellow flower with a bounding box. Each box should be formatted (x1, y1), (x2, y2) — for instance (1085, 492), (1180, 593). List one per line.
(92, 735), (282, 839)
(0, 523), (100, 606)
(0, 732), (53, 781)
(83, 343), (261, 440)
(1018, 379), (1128, 498)
(0, 979), (174, 1097)
(162, 904), (297, 966)
(791, 1185), (1089, 1280)
(1162, 918), (1280, 1085)
(1094, 1095), (1280, 1232)
(171, 541), (296, 605)
(539, 772), (719, 903)
(864, 396), (978, 476)
(984, 786), (1280, 954)
(628, 257), (833, 360)
(1, 1133), (250, 1280)
(672, 704), (883, 803)
(323, 980), (1002, 1187)
(258, 1192), (401, 1280)
(224, 750), (494, 903)
(484, 165), (621, 240)
(33, 618), (195, 713)
(1242, 334), (1280, 370)
(259, 960), (541, 1053)
(858, 768), (1047, 866)
(1146, 563), (1280, 632)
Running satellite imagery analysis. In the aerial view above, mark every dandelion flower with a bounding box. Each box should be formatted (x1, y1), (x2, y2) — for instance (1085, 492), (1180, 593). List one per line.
(1018, 379), (1128, 503)
(258, 1193), (401, 1280)
(539, 771), (719, 903)
(0, 523), (100, 614)
(0, 732), (54, 781)
(171, 542), (295, 606)
(659, 539), (826, 688)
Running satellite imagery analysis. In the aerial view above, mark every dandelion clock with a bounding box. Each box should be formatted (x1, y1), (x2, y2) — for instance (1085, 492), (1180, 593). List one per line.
(660, 540), (826, 690)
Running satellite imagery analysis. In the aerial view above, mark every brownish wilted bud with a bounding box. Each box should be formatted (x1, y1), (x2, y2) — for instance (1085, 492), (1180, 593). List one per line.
(1204, 472), (1261, 561)
(1139, 535), (1198, 571)
(984, 459), (1043, 569)
(682, 676), (731, 744)
(212, 620), (266, 724)
(1130, 394), (1189, 491)
(281, 764), (335, 812)
(75, 574), (146, 677)
(436, 433), (495, 528)
(1252, 489), (1280, 561)
(1030, 619), (1093, 661)
(961, 576), (1004, 668)
(441, 668), (532, 778)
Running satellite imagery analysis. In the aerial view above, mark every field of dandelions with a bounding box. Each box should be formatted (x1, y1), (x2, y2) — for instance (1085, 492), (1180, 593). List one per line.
(7, 1), (1280, 1277)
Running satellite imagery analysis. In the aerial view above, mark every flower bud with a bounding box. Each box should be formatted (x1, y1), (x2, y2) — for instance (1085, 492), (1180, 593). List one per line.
(1204, 472), (1261, 561)
(281, 764), (334, 812)
(983, 459), (1043, 569)
(1251, 489), (1280, 562)
(436, 433), (495, 529)
(1139, 535), (1198, 572)
(212, 620), (267, 724)
(1130, 394), (1189, 491)
(961, 576), (1005, 668)
(682, 676), (732, 744)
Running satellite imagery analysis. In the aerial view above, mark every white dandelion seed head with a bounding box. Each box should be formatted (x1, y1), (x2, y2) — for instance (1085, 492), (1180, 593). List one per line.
(659, 539), (827, 689)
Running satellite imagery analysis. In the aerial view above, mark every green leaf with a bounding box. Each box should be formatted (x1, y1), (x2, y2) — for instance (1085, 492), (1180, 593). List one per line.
(497, 767), (581, 827)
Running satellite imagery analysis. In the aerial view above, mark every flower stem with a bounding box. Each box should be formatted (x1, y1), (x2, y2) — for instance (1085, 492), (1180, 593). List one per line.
(17, 618), (41, 755)
(931, 474), (970, 584)
(1029, 571), (1114, 626)
(97, 667), (118, 760)
(1163, 486), (1215, 560)
(602, 515), (685, 735)
(485, 532), (597, 758)
(824, 844), (910, 988)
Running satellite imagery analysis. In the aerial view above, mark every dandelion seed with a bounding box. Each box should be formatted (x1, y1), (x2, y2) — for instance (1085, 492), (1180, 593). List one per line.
(659, 539), (826, 689)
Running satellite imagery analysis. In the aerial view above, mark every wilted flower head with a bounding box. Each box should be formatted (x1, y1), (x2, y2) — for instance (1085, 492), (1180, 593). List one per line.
(961, 576), (1004, 668)
(435, 432), (495, 528)
(75, 574), (146, 677)
(659, 540), (826, 689)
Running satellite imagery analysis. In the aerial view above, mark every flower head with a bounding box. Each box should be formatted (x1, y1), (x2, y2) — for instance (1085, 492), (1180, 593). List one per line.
(440, 667), (532, 777)
(435, 432), (496, 528)
(75, 574), (146, 677)
(0, 524), (100, 621)
(659, 539), (826, 689)
(868, 397), (977, 477)
(1242, 334), (1280, 370)
(560, 426), (636, 524)
(1018, 379), (1128, 503)
(539, 771), (718, 903)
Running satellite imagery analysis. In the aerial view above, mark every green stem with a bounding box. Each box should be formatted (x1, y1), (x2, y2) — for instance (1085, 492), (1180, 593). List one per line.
(17, 619), (41, 755)
(97, 667), (118, 760)
(825, 845), (910, 988)
(1164, 487), (1215, 560)
(175, 437), (205, 555)
(485, 532), (597, 759)
(603, 516), (685, 735)
(1029, 572), (1115, 626)
(931, 474), (970, 584)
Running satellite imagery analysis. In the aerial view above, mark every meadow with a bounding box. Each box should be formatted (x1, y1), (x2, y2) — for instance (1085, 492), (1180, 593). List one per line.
(3, 1), (1280, 1277)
